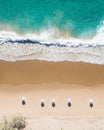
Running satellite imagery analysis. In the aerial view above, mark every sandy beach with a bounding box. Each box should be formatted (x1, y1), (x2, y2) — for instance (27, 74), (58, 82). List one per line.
(0, 60), (104, 129)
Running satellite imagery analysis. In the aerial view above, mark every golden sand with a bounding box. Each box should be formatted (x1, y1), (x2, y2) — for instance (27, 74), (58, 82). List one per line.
(0, 60), (104, 129)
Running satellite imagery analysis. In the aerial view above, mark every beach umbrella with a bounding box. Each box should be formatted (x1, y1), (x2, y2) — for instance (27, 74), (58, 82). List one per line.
(22, 96), (26, 105)
(89, 99), (93, 108)
(52, 99), (56, 107)
(41, 99), (45, 107)
(67, 99), (71, 107)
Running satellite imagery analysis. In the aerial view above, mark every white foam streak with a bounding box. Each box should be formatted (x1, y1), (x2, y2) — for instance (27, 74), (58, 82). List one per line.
(0, 23), (104, 44)
(0, 23), (104, 64)
(90, 21), (104, 44)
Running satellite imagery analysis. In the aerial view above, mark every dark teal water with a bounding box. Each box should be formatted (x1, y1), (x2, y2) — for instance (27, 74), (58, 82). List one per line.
(0, 0), (104, 38)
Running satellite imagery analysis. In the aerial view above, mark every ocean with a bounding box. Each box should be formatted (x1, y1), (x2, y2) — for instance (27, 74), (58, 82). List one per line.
(0, 0), (104, 64)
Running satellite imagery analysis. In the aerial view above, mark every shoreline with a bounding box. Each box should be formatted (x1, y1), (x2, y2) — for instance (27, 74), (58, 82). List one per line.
(1, 42), (104, 64)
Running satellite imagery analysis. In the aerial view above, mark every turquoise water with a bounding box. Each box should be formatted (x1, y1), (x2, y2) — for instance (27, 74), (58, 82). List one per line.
(0, 0), (104, 38)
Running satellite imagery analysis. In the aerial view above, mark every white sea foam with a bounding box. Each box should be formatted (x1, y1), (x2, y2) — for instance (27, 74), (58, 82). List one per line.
(0, 23), (104, 64)
(90, 21), (104, 44)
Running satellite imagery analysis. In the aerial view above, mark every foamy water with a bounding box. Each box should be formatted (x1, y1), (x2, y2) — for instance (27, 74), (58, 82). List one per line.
(0, 23), (104, 64)
(0, 0), (104, 64)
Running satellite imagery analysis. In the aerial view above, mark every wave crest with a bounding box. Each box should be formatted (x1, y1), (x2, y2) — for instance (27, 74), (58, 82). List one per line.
(0, 22), (104, 64)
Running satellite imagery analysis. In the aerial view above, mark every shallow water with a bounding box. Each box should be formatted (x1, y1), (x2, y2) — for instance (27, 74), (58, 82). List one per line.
(0, 0), (104, 37)
(0, 0), (104, 63)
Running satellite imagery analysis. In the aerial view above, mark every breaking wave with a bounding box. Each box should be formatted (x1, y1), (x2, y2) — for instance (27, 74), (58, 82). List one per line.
(0, 21), (104, 64)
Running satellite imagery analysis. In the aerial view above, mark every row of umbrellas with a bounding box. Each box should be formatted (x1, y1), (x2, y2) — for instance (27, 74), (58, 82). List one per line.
(21, 97), (94, 108)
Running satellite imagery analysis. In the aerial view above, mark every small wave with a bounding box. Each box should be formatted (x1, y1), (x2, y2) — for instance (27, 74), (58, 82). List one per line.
(0, 37), (104, 48)
(0, 24), (104, 64)
(0, 21), (104, 45)
(91, 20), (104, 44)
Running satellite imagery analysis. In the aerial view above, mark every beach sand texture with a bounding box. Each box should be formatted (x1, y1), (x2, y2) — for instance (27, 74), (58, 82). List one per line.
(0, 61), (104, 129)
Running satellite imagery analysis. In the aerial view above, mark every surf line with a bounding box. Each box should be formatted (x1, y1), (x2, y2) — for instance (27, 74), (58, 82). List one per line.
(0, 38), (104, 48)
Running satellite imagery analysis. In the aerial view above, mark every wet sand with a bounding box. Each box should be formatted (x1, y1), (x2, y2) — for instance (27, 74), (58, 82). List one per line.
(0, 60), (104, 129)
